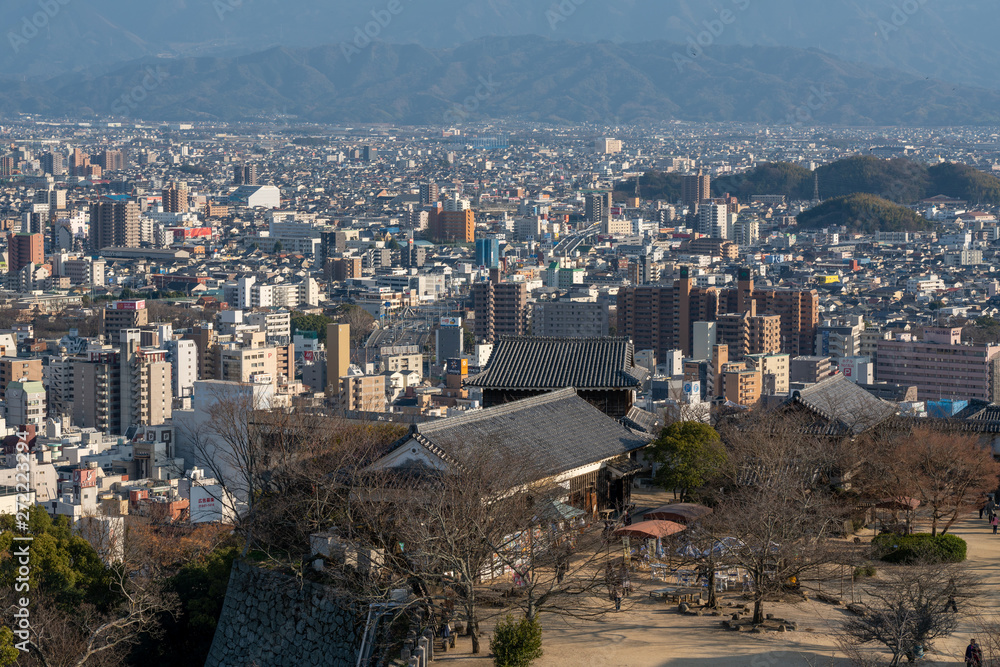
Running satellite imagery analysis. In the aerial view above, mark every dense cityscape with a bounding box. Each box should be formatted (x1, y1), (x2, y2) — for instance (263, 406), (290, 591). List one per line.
(1, 115), (1000, 665)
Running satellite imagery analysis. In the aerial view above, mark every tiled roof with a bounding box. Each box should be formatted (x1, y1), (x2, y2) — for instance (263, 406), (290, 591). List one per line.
(791, 374), (897, 434)
(620, 406), (663, 435)
(390, 388), (652, 479)
(466, 336), (648, 390)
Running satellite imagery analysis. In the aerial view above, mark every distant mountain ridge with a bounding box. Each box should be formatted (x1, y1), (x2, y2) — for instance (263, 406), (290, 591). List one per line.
(4, 38), (1000, 126)
(2, 0), (1000, 92)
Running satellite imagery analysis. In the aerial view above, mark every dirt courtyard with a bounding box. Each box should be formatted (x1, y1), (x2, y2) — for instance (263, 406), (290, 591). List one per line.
(434, 492), (1000, 666)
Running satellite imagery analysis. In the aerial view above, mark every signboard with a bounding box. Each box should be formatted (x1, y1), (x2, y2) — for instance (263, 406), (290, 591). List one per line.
(109, 300), (146, 310)
(440, 317), (462, 327)
(446, 358), (468, 376)
(303, 351), (314, 362)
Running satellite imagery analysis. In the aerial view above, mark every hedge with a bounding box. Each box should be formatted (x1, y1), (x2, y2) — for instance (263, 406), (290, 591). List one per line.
(871, 533), (967, 564)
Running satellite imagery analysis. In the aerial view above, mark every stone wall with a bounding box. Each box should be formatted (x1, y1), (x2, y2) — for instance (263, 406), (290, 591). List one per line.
(206, 560), (360, 667)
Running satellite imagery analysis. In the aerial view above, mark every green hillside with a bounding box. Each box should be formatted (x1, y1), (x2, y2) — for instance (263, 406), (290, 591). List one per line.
(796, 194), (931, 233)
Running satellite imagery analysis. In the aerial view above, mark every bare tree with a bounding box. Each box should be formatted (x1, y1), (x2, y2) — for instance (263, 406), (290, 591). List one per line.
(24, 517), (180, 667)
(184, 383), (404, 562)
(356, 447), (563, 654)
(714, 410), (852, 625)
(893, 428), (1000, 536)
(840, 562), (977, 666)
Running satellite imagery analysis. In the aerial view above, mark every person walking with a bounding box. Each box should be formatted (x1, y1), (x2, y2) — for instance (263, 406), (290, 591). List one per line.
(966, 638), (983, 667)
(613, 586), (623, 612)
(981, 503), (986, 520)
(991, 514), (998, 535)
(441, 620), (452, 649)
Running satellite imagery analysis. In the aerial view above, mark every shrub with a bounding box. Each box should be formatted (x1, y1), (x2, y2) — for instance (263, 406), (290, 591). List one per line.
(871, 533), (967, 564)
(853, 564), (877, 579)
(490, 615), (543, 667)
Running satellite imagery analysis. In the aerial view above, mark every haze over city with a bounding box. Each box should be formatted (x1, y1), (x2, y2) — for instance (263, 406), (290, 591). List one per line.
(2, 2), (1000, 667)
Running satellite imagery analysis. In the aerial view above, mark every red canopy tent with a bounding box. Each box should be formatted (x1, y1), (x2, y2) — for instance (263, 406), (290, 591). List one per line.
(644, 503), (713, 524)
(613, 520), (686, 539)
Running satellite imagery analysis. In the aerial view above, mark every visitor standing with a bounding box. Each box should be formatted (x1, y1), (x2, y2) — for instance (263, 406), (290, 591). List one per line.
(966, 638), (983, 667)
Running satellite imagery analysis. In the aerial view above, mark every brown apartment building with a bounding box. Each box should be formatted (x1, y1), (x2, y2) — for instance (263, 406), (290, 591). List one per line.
(7, 233), (44, 274)
(428, 208), (475, 243)
(472, 281), (528, 344)
(617, 267), (818, 362)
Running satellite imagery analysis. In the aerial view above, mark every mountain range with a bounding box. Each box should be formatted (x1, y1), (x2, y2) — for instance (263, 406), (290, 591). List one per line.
(2, 0), (1000, 92)
(3, 38), (1000, 126)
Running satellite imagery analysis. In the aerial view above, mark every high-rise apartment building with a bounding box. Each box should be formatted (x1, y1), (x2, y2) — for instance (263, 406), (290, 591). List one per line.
(99, 301), (149, 344)
(162, 182), (189, 213)
(69, 148), (89, 176)
(72, 349), (121, 434)
(584, 192), (611, 224)
(698, 203), (728, 239)
(472, 281), (528, 343)
(331, 257), (362, 282)
(40, 152), (65, 176)
(89, 199), (140, 249)
(0, 157), (14, 176)
(595, 138), (623, 154)
(95, 150), (124, 172)
(419, 182), (440, 205)
(6, 379), (46, 428)
(326, 323), (351, 396)
(617, 268), (818, 362)
(682, 169), (711, 207)
(428, 208), (475, 243)
(120, 330), (172, 429)
(233, 164), (258, 186)
(7, 233), (44, 274)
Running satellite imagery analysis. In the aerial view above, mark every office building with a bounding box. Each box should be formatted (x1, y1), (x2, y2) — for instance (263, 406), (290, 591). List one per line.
(7, 233), (43, 274)
(472, 281), (528, 343)
(89, 199), (140, 249)
(877, 327), (1000, 402)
